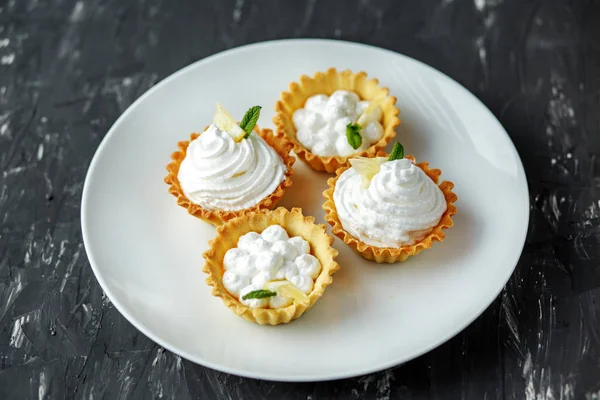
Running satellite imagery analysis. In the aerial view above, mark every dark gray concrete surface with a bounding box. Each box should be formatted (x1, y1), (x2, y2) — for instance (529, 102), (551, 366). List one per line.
(1, 0), (599, 398)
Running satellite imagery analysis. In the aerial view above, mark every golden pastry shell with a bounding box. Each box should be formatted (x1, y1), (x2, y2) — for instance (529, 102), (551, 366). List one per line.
(322, 154), (457, 263)
(273, 68), (400, 173)
(165, 127), (295, 226)
(202, 207), (340, 325)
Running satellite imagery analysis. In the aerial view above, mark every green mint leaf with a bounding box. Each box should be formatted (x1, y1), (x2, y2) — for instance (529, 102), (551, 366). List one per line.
(346, 123), (363, 150)
(388, 143), (405, 161)
(239, 106), (262, 139)
(242, 289), (276, 300)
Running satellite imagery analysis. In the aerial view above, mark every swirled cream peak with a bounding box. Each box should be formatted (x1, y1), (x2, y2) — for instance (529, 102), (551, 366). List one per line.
(333, 158), (447, 247)
(177, 125), (286, 211)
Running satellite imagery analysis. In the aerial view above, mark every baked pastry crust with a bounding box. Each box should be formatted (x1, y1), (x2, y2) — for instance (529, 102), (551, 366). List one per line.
(165, 127), (295, 226)
(202, 207), (340, 325)
(323, 154), (457, 263)
(273, 68), (400, 173)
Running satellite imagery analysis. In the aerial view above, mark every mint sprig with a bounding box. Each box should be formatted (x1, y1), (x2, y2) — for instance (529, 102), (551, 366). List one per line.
(242, 289), (276, 300)
(239, 106), (262, 139)
(346, 123), (363, 149)
(388, 143), (404, 161)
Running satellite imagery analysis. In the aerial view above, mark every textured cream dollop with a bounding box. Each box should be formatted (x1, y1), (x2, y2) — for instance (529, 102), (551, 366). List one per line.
(222, 225), (321, 309)
(333, 159), (447, 248)
(292, 90), (384, 157)
(177, 125), (286, 211)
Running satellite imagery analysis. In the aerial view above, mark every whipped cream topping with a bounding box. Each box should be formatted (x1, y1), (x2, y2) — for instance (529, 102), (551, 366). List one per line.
(333, 158), (447, 248)
(292, 90), (384, 157)
(222, 225), (321, 309)
(177, 125), (286, 211)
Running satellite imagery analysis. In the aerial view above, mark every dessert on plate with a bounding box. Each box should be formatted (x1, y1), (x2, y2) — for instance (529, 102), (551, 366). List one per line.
(322, 143), (457, 263)
(273, 68), (400, 173)
(165, 104), (295, 226)
(202, 207), (340, 325)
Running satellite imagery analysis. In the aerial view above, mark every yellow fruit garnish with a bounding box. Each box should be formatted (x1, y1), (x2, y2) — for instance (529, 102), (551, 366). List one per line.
(265, 281), (309, 306)
(349, 156), (388, 188)
(356, 101), (380, 126)
(213, 103), (246, 142)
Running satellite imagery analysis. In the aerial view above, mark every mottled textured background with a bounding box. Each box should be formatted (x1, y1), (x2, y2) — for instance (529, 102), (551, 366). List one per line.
(1, 0), (599, 399)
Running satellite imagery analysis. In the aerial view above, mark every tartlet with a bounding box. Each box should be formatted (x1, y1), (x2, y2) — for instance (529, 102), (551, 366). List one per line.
(202, 207), (340, 325)
(273, 68), (400, 173)
(323, 153), (457, 263)
(164, 126), (295, 226)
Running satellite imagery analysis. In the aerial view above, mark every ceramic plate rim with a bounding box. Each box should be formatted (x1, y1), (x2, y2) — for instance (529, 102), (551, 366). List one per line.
(81, 38), (529, 382)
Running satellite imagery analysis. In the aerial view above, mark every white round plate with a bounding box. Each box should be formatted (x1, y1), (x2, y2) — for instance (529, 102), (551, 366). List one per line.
(81, 39), (529, 381)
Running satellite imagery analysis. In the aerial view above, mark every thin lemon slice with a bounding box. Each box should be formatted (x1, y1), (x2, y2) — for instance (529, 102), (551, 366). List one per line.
(356, 101), (381, 126)
(265, 281), (309, 306)
(214, 103), (246, 142)
(349, 156), (388, 188)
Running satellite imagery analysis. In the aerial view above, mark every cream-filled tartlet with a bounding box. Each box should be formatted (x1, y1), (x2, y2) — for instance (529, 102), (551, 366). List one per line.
(203, 207), (340, 325)
(274, 68), (400, 173)
(293, 90), (384, 157)
(334, 158), (446, 247)
(222, 225), (321, 309)
(323, 143), (457, 263)
(177, 124), (286, 211)
(165, 104), (295, 226)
